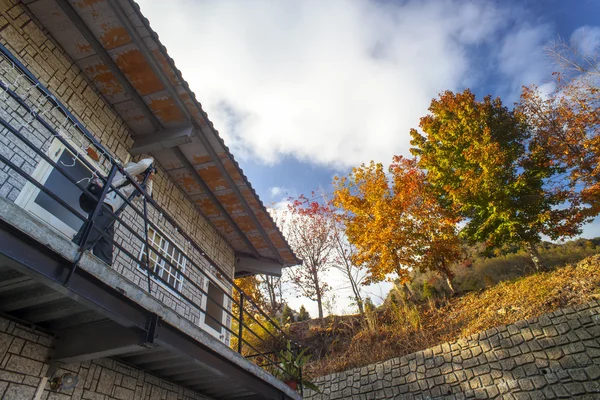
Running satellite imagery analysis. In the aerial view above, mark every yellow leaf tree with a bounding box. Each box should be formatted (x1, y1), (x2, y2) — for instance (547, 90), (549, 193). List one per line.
(333, 156), (462, 291)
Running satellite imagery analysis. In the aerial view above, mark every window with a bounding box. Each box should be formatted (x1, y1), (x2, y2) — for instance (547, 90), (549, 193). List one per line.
(15, 139), (100, 238)
(205, 281), (225, 333)
(140, 227), (186, 292)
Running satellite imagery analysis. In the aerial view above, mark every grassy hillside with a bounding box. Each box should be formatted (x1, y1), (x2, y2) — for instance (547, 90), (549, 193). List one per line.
(290, 254), (600, 378)
(411, 238), (600, 296)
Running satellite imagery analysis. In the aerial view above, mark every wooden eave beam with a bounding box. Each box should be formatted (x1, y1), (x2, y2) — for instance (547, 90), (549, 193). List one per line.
(129, 124), (193, 156)
(172, 147), (262, 260)
(55, 0), (163, 131)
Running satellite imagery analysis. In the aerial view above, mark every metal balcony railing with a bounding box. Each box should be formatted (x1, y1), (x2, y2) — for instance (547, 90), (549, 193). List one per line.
(0, 43), (303, 394)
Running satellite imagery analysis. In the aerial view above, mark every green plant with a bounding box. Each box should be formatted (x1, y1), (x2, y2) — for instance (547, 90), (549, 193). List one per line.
(275, 342), (320, 392)
(297, 305), (311, 322)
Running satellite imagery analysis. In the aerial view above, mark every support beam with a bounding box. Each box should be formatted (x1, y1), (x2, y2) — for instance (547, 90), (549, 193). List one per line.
(235, 255), (284, 277)
(139, 358), (195, 372)
(172, 147), (262, 260)
(49, 321), (147, 364)
(155, 322), (285, 400)
(54, 0), (163, 131)
(129, 125), (193, 156)
(0, 276), (36, 293)
(15, 300), (88, 324)
(121, 349), (177, 365)
(0, 219), (150, 330)
(0, 288), (64, 312)
(166, 370), (215, 382)
(150, 362), (199, 376)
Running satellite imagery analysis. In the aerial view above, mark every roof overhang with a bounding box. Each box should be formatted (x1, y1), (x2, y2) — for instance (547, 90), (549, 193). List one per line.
(235, 254), (288, 278)
(22, 0), (301, 274)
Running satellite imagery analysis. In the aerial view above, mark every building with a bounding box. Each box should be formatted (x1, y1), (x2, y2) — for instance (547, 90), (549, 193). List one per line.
(0, 0), (302, 399)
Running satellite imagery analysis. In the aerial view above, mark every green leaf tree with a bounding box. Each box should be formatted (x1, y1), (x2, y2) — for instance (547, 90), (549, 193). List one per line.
(410, 89), (586, 271)
(297, 305), (311, 322)
(282, 304), (296, 323)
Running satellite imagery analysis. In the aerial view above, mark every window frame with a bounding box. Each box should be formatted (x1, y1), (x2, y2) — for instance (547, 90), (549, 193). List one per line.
(199, 268), (230, 341)
(15, 137), (105, 238)
(137, 225), (187, 295)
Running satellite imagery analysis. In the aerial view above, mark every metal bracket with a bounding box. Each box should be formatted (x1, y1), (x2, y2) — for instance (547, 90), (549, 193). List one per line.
(142, 313), (160, 347)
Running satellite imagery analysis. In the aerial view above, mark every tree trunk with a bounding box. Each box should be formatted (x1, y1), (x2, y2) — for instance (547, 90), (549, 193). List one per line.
(352, 284), (364, 315)
(312, 265), (324, 319)
(347, 272), (364, 314)
(444, 271), (456, 294)
(402, 283), (414, 301)
(265, 276), (280, 315)
(355, 298), (364, 315)
(525, 241), (546, 272)
(316, 290), (324, 319)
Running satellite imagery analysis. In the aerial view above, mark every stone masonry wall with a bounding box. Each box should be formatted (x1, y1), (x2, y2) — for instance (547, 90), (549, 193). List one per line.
(0, 316), (215, 399)
(0, 0), (234, 341)
(304, 300), (600, 399)
(0, 0), (235, 275)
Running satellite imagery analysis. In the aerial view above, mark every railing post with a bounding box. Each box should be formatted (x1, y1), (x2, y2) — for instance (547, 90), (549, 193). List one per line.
(65, 164), (118, 284)
(142, 197), (153, 293)
(237, 294), (244, 354)
(298, 343), (304, 396)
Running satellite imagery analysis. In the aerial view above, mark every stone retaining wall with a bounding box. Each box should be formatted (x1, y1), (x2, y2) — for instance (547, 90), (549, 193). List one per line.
(304, 300), (600, 399)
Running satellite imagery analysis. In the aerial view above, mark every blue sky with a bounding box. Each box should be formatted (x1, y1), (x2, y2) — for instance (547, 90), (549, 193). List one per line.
(137, 0), (600, 314)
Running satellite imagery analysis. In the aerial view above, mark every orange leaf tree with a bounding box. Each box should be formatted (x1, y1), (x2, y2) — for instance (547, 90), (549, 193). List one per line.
(333, 156), (462, 291)
(518, 83), (599, 227)
(518, 34), (600, 222)
(410, 89), (590, 271)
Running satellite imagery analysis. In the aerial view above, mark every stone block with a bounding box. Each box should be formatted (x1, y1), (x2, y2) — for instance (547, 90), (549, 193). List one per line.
(96, 368), (116, 395)
(3, 383), (36, 400)
(585, 365), (600, 380)
(20, 341), (48, 362)
(5, 354), (43, 376)
(565, 382), (585, 395)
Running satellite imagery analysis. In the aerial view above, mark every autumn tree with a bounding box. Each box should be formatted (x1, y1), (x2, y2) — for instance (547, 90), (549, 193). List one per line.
(316, 190), (367, 314)
(330, 224), (367, 313)
(333, 156), (462, 291)
(518, 33), (600, 222)
(410, 89), (590, 271)
(546, 35), (600, 83)
(278, 196), (335, 319)
(234, 275), (266, 311)
(257, 275), (284, 316)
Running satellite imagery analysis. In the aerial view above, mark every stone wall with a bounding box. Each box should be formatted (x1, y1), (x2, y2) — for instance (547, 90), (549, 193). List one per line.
(304, 300), (600, 399)
(0, 316), (214, 399)
(0, 0), (233, 342)
(0, 0), (235, 276)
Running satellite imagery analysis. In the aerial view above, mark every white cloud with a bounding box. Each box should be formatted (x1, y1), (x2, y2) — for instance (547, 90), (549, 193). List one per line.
(269, 186), (286, 198)
(137, 0), (553, 169)
(497, 23), (555, 100)
(571, 26), (600, 56)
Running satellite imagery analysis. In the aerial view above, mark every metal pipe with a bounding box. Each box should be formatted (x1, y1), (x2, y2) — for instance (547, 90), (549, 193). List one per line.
(237, 295), (244, 354)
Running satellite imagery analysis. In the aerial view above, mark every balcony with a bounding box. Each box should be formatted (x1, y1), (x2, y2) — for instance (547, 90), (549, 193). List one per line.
(0, 41), (302, 399)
